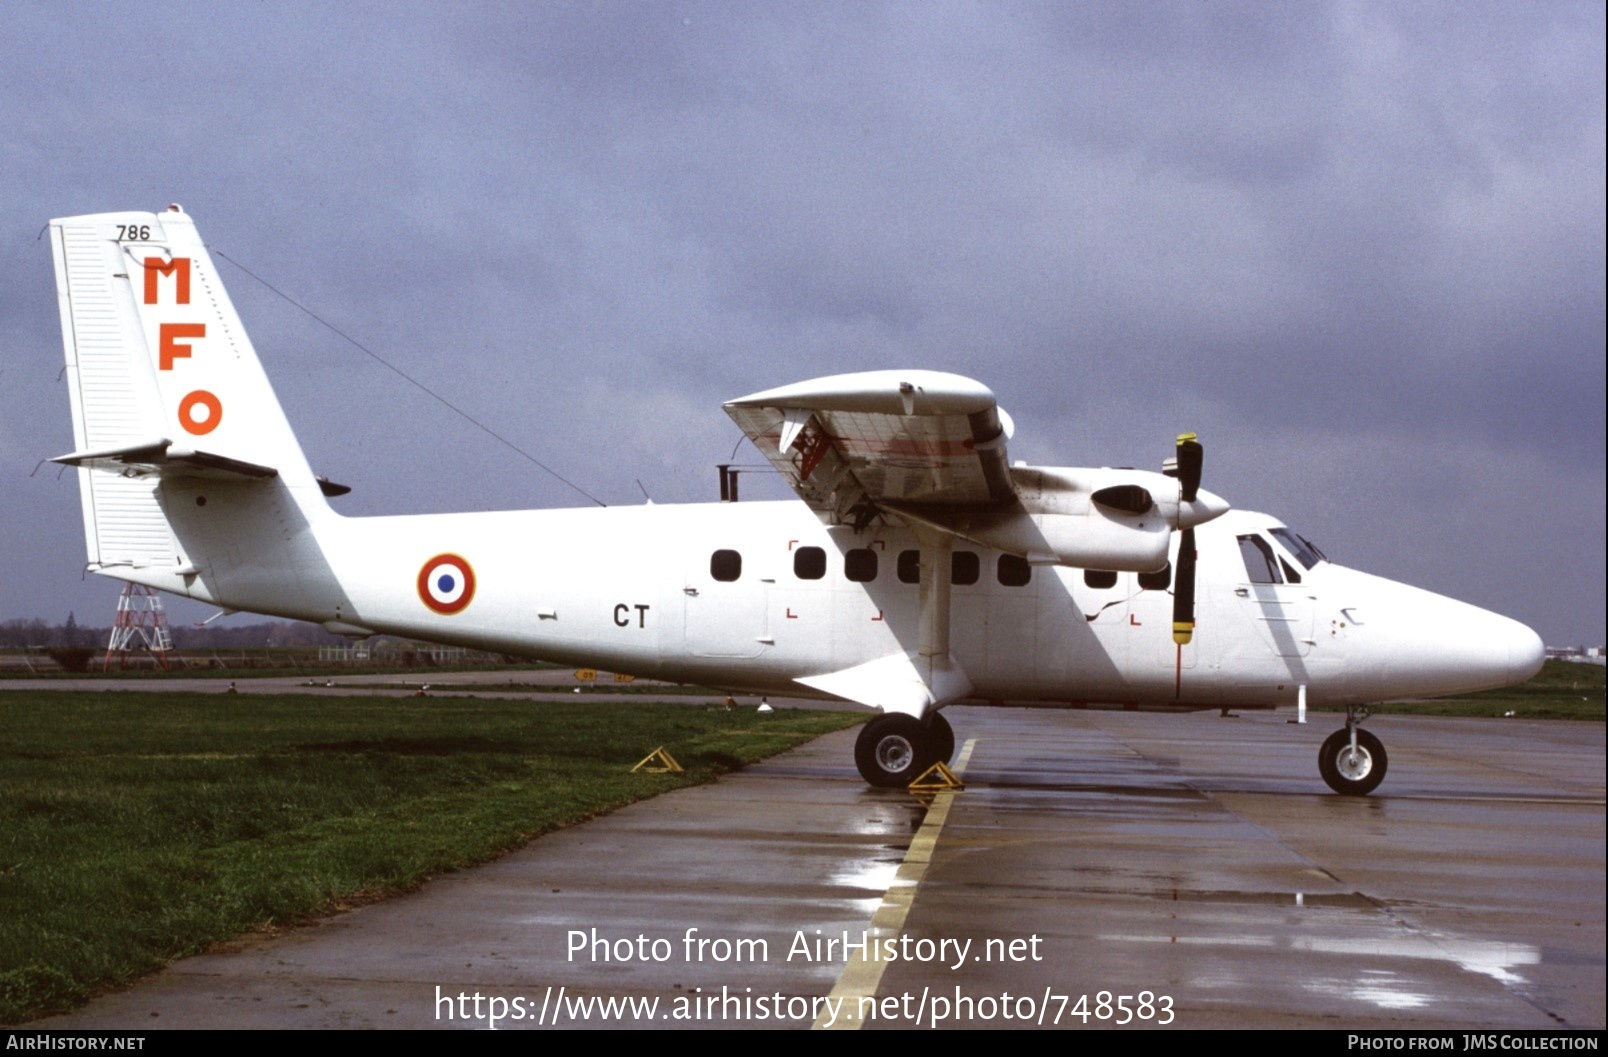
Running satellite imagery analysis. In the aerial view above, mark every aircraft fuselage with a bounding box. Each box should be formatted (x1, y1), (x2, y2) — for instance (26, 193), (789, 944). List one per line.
(113, 485), (1542, 716)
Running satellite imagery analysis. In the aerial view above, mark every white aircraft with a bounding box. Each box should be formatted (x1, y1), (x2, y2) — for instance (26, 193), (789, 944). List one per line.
(46, 207), (1546, 794)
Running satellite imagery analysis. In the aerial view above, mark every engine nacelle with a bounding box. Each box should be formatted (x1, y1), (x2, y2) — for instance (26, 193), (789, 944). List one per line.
(887, 465), (1227, 571)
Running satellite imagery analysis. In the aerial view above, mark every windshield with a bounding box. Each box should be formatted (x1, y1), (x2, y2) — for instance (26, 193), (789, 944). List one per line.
(1269, 527), (1325, 570)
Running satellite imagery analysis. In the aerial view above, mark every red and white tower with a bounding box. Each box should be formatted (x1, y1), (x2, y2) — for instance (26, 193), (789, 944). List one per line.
(105, 583), (174, 670)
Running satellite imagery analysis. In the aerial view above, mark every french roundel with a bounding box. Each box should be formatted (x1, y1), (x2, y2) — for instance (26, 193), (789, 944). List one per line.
(417, 554), (476, 615)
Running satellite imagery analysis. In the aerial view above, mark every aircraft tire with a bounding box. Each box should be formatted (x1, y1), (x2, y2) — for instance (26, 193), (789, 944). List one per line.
(1318, 728), (1387, 796)
(855, 714), (938, 787)
(928, 711), (956, 764)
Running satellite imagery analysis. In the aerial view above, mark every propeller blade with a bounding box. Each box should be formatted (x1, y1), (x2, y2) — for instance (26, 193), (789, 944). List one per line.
(1172, 527), (1197, 645)
(1174, 433), (1203, 504)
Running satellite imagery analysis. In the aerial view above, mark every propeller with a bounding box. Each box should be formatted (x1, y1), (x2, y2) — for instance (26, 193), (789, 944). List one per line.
(1172, 527), (1197, 645)
(1165, 433), (1204, 645)
(1172, 432), (1202, 504)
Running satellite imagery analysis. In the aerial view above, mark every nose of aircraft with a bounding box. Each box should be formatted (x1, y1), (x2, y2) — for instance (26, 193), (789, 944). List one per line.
(1415, 597), (1546, 694)
(1503, 619), (1546, 685)
(1331, 569), (1547, 700)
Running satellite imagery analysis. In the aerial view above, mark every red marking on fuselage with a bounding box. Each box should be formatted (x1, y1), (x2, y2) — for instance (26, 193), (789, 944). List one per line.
(1129, 613), (1142, 626)
(417, 554), (477, 616)
(871, 610), (884, 622)
(786, 608), (798, 620)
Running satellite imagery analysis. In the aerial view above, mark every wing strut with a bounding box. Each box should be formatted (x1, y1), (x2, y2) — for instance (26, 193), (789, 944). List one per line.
(794, 527), (972, 715)
(917, 527), (952, 664)
(914, 526), (972, 708)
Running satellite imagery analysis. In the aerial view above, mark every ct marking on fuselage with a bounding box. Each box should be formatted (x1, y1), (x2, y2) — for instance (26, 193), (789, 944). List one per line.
(613, 604), (651, 628)
(418, 554), (476, 615)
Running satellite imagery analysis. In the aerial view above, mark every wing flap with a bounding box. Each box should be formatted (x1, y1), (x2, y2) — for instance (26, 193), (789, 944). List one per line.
(725, 370), (1015, 519)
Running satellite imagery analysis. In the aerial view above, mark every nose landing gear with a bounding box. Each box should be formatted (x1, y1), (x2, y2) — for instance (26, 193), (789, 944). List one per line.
(1319, 705), (1387, 796)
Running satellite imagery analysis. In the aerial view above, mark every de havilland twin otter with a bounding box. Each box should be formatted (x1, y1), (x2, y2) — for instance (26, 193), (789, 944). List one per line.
(47, 207), (1546, 794)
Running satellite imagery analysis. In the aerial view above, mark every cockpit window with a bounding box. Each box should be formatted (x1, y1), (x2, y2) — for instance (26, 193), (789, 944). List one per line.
(1237, 535), (1282, 584)
(1269, 528), (1324, 570)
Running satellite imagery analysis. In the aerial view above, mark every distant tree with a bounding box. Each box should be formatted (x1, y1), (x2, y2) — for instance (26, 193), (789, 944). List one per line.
(0, 618), (52, 648)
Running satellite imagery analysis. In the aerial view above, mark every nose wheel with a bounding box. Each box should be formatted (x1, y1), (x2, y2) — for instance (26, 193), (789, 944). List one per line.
(1318, 716), (1388, 796)
(855, 712), (953, 787)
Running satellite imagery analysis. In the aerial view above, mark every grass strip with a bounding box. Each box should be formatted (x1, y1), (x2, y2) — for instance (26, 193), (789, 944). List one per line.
(0, 691), (861, 1024)
(1313, 660), (1605, 720)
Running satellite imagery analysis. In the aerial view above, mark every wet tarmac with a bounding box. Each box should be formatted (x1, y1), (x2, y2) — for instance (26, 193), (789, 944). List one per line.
(28, 705), (1606, 1031)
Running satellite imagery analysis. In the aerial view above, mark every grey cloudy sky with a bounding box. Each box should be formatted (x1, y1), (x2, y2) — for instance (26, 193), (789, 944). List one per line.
(2, 1), (1603, 647)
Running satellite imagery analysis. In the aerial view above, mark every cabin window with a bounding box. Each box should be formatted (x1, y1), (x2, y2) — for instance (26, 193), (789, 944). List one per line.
(898, 549), (980, 585)
(897, 550), (920, 584)
(1084, 569), (1118, 590)
(1138, 563), (1171, 591)
(997, 554), (1031, 587)
(1237, 535), (1281, 584)
(845, 548), (878, 583)
(710, 549), (742, 582)
(793, 546), (826, 580)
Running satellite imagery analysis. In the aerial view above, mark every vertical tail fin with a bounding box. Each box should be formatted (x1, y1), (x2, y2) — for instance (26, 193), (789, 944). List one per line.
(49, 206), (328, 596)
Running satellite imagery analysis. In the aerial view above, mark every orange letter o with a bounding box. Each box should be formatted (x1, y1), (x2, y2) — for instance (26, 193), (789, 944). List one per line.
(178, 390), (223, 436)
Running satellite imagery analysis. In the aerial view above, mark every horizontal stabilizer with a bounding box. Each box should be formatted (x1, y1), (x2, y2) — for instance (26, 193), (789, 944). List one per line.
(795, 650), (973, 717)
(52, 438), (278, 482)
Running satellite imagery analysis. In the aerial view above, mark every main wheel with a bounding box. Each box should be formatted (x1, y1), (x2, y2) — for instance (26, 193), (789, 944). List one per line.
(1318, 728), (1388, 796)
(928, 711), (956, 764)
(855, 714), (939, 787)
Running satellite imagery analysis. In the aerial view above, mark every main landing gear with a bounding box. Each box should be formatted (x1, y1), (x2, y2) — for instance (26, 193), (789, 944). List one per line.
(855, 711), (955, 787)
(1318, 705), (1388, 796)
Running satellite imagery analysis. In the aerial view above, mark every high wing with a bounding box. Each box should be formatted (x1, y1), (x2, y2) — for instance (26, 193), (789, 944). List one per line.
(725, 370), (1227, 572)
(724, 370), (1016, 527)
(726, 369), (1232, 719)
(726, 370), (1026, 717)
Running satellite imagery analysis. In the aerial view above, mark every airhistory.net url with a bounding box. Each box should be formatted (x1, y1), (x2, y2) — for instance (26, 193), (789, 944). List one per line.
(433, 984), (1175, 1028)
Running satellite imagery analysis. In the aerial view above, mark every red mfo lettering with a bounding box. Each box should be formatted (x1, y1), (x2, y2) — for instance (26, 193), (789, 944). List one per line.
(144, 257), (191, 304)
(178, 390), (223, 435)
(159, 322), (206, 370)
